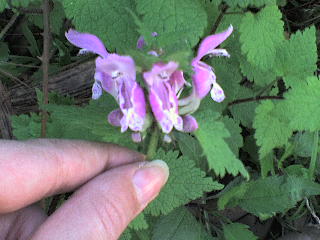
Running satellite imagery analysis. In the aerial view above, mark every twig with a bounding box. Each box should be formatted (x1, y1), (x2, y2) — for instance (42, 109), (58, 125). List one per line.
(0, 68), (30, 88)
(0, 12), (19, 41)
(0, 80), (13, 139)
(40, 0), (51, 138)
(228, 96), (284, 106)
(0, 61), (40, 69)
(210, 5), (229, 35)
(305, 197), (320, 225)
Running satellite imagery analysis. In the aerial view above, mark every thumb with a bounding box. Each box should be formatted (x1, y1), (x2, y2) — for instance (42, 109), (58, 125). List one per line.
(30, 160), (169, 240)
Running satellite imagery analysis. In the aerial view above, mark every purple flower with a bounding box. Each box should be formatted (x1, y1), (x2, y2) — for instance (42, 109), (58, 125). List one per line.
(65, 29), (147, 132)
(192, 25), (233, 102)
(143, 62), (186, 134)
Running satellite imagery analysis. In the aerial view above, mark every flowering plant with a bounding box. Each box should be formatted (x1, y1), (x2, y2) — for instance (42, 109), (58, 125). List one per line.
(7, 0), (320, 238)
(65, 26), (233, 142)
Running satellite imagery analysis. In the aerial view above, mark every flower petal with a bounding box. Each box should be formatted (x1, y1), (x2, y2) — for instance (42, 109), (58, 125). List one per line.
(92, 81), (102, 100)
(170, 70), (186, 95)
(108, 109), (123, 127)
(65, 29), (108, 58)
(196, 25), (233, 60)
(182, 115), (198, 132)
(136, 36), (145, 49)
(131, 132), (142, 142)
(210, 82), (225, 102)
(192, 61), (216, 99)
(95, 54), (136, 82)
(143, 62), (179, 86)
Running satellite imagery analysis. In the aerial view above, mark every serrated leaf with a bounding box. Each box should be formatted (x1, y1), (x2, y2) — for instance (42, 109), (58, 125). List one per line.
(283, 77), (320, 132)
(136, 0), (208, 48)
(239, 54), (277, 86)
(239, 5), (284, 70)
(61, 0), (138, 52)
(253, 100), (292, 159)
(129, 213), (148, 231)
(174, 131), (203, 165)
(225, 0), (276, 8)
(195, 110), (249, 179)
(29, 94), (136, 148)
(145, 150), (223, 216)
(152, 207), (214, 240)
(223, 223), (258, 240)
(275, 27), (317, 88)
(221, 117), (243, 157)
(219, 175), (320, 217)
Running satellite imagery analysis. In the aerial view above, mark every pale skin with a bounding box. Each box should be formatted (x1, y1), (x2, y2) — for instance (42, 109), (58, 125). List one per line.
(0, 139), (169, 240)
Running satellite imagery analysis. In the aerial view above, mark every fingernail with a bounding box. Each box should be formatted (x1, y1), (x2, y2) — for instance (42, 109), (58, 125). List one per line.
(132, 160), (169, 206)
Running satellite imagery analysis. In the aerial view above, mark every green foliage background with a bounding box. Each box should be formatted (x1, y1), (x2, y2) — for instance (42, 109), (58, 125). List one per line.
(1, 0), (319, 239)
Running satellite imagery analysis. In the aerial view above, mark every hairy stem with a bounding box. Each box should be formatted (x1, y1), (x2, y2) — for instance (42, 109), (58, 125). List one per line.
(146, 125), (159, 160)
(309, 130), (319, 180)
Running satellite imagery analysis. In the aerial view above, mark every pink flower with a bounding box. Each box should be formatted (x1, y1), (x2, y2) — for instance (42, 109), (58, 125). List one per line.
(143, 62), (186, 134)
(192, 25), (233, 102)
(65, 30), (147, 133)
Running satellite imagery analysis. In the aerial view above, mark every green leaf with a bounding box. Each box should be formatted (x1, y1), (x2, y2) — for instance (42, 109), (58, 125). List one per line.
(145, 150), (223, 216)
(0, 1), (8, 11)
(61, 0), (138, 52)
(223, 223), (258, 240)
(239, 5), (284, 70)
(119, 228), (132, 240)
(136, 0), (208, 48)
(253, 100), (292, 159)
(152, 207), (214, 240)
(195, 110), (249, 179)
(260, 152), (274, 178)
(174, 132), (203, 165)
(224, 0), (276, 8)
(28, 1), (65, 34)
(129, 213), (148, 231)
(219, 175), (320, 217)
(294, 132), (314, 158)
(239, 54), (277, 86)
(283, 77), (320, 132)
(221, 117), (243, 157)
(275, 27), (317, 88)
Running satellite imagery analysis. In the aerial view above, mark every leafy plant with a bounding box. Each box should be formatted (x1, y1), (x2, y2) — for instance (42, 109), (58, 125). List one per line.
(2, 0), (320, 239)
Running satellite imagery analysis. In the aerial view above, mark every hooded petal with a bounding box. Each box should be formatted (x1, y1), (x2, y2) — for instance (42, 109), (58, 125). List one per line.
(182, 115), (198, 132)
(196, 25), (233, 61)
(143, 62), (179, 86)
(192, 61), (216, 99)
(136, 36), (145, 49)
(95, 54), (136, 82)
(65, 29), (108, 58)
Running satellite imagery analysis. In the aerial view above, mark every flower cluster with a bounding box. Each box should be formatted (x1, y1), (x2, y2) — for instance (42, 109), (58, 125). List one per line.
(65, 26), (233, 142)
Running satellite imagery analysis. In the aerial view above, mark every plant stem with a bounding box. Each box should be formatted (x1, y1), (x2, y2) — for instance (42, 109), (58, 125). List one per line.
(40, 0), (51, 138)
(0, 12), (19, 41)
(309, 130), (319, 180)
(228, 95), (284, 106)
(146, 125), (159, 160)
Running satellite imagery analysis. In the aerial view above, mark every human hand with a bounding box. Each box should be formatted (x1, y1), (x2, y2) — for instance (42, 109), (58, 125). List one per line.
(0, 139), (169, 240)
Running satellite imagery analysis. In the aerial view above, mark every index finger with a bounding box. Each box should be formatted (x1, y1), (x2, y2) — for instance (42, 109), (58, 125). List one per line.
(0, 139), (145, 213)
